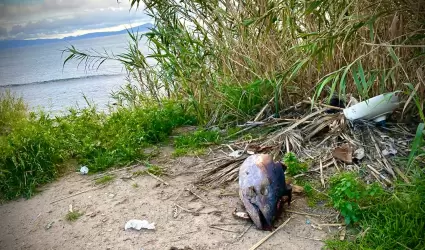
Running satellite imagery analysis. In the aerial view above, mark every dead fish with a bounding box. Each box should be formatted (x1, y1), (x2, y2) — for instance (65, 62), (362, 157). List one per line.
(238, 154), (292, 231)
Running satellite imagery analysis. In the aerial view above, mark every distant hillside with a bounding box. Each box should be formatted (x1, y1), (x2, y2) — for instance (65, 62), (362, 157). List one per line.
(0, 23), (153, 50)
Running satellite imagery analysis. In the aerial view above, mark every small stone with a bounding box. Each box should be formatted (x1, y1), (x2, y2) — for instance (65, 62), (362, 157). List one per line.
(107, 229), (112, 232)
(109, 194), (115, 198)
(353, 147), (365, 160)
(45, 221), (54, 230)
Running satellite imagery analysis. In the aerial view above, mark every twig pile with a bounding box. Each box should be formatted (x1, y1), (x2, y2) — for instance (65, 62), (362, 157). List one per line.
(196, 99), (416, 188)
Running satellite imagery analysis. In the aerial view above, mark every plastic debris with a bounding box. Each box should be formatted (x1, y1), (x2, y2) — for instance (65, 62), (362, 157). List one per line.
(80, 166), (89, 175)
(232, 210), (250, 220)
(306, 219), (311, 225)
(229, 150), (244, 158)
(382, 144), (397, 156)
(343, 93), (399, 122)
(353, 147), (365, 160)
(124, 219), (155, 231)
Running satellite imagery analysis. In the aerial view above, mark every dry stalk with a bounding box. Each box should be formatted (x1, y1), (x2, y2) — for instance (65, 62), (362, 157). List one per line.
(249, 217), (292, 250)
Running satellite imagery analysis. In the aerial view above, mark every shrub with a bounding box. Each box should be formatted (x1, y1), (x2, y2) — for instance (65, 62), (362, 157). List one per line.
(326, 172), (425, 249)
(0, 97), (196, 200)
(283, 152), (308, 176)
(328, 172), (383, 225)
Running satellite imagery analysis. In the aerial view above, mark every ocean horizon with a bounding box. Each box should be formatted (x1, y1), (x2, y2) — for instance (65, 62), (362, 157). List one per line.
(0, 33), (149, 115)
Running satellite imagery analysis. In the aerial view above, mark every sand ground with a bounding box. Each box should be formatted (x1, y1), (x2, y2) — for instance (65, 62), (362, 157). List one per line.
(0, 149), (337, 250)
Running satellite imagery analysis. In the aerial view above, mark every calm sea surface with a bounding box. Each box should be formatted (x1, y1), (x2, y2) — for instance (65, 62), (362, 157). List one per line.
(0, 34), (149, 115)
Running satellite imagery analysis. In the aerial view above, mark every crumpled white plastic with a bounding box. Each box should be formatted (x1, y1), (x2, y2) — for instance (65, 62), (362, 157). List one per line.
(124, 219), (155, 231)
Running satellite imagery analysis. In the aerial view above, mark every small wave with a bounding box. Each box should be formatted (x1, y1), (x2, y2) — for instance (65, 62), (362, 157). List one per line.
(0, 74), (126, 88)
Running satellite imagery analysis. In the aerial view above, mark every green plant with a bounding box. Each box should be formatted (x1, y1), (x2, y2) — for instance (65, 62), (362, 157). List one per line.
(407, 123), (424, 171)
(303, 182), (325, 207)
(0, 90), (27, 135)
(172, 148), (206, 157)
(95, 175), (115, 185)
(0, 112), (62, 199)
(145, 162), (164, 176)
(329, 172), (383, 225)
(174, 129), (221, 149)
(0, 94), (196, 200)
(283, 152), (308, 176)
(65, 211), (83, 222)
(326, 171), (425, 249)
(132, 183), (139, 188)
(65, 0), (425, 126)
(132, 162), (164, 177)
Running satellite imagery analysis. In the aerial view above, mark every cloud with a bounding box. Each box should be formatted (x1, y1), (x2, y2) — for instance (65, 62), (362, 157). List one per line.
(0, 26), (7, 37)
(0, 0), (149, 40)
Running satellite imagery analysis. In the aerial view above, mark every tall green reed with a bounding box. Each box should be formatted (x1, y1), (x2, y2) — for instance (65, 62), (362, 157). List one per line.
(63, 0), (425, 126)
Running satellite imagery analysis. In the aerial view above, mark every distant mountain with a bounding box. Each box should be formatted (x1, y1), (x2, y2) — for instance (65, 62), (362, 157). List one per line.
(0, 23), (153, 50)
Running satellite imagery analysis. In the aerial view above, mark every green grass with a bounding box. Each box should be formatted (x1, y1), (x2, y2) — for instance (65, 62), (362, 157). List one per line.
(95, 175), (115, 185)
(132, 163), (164, 177)
(65, 211), (83, 222)
(283, 152), (308, 176)
(0, 90), (27, 135)
(145, 163), (164, 176)
(328, 172), (383, 225)
(172, 148), (206, 157)
(172, 129), (221, 156)
(325, 171), (425, 250)
(0, 95), (196, 200)
(302, 181), (329, 208)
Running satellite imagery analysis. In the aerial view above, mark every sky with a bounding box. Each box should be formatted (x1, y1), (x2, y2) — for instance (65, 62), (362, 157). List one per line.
(0, 0), (151, 40)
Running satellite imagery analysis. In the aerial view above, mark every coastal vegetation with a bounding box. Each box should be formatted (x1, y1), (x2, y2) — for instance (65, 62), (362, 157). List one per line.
(1, 0), (425, 248)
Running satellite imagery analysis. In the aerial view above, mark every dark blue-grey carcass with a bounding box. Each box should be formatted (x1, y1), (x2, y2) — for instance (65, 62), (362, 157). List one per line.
(238, 154), (292, 230)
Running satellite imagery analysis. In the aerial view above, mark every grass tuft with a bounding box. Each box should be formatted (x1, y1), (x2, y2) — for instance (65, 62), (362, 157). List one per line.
(95, 175), (115, 185)
(65, 211), (83, 222)
(172, 129), (221, 156)
(283, 152), (308, 176)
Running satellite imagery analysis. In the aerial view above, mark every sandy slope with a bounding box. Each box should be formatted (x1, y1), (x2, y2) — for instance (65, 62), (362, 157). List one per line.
(0, 151), (334, 250)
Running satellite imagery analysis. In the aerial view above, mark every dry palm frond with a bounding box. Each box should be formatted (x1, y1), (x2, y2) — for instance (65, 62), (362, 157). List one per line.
(196, 156), (248, 187)
(302, 113), (346, 140)
(283, 130), (304, 154)
(261, 109), (326, 147)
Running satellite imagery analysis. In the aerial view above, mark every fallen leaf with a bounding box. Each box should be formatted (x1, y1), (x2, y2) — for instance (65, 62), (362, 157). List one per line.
(332, 143), (353, 163)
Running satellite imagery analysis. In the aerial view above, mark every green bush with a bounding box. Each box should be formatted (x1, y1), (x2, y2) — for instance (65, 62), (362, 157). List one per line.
(0, 90), (27, 135)
(328, 172), (383, 225)
(172, 129), (221, 157)
(0, 97), (196, 200)
(174, 129), (221, 149)
(283, 152), (308, 176)
(326, 172), (425, 250)
(0, 114), (62, 198)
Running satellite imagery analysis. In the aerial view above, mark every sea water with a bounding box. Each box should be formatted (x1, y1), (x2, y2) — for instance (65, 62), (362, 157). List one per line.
(0, 34), (149, 116)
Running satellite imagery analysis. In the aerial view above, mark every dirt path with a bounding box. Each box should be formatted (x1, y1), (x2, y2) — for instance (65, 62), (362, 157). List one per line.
(0, 151), (334, 250)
